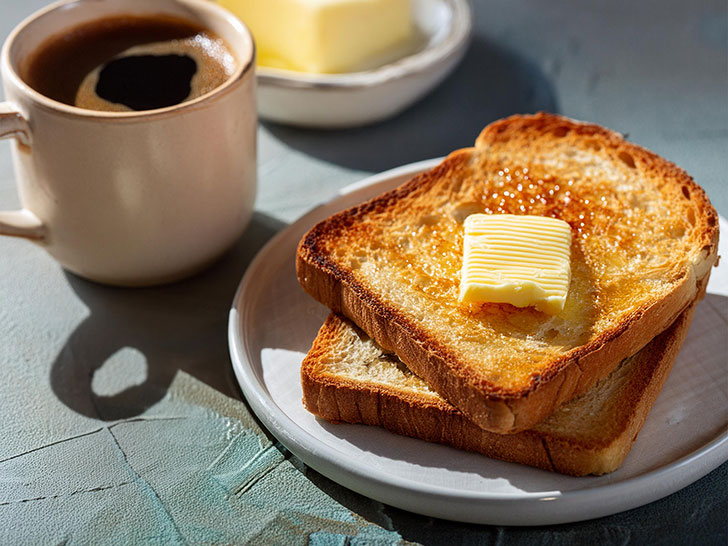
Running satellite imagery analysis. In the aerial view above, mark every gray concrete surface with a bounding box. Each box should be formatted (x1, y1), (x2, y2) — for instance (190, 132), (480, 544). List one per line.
(1, 1), (726, 544)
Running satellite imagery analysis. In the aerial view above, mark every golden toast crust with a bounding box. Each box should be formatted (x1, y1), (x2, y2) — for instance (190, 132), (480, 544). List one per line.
(297, 113), (719, 433)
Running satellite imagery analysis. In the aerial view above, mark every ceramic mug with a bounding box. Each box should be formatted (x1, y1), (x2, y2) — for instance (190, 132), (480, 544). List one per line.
(0, 0), (256, 286)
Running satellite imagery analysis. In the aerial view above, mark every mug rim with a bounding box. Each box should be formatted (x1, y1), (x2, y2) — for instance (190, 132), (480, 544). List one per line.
(0, 0), (255, 120)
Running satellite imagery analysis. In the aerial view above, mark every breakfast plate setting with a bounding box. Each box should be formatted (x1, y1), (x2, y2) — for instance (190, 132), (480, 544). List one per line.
(229, 159), (728, 525)
(2, 0), (726, 542)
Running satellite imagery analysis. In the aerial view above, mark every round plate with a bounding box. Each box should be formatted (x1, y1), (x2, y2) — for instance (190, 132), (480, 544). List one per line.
(228, 158), (728, 525)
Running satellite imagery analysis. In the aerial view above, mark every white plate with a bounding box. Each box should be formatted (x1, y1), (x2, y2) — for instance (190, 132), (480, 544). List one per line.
(229, 158), (728, 525)
(256, 0), (472, 128)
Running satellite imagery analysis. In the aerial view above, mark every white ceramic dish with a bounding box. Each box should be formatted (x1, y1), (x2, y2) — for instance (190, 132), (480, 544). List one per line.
(228, 159), (728, 525)
(256, 0), (472, 128)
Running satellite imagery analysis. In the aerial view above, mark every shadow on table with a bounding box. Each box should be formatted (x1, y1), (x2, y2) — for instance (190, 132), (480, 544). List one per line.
(263, 36), (559, 172)
(49, 212), (285, 421)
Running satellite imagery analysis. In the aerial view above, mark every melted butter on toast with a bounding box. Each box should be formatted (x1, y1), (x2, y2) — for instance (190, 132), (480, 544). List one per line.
(459, 214), (572, 314)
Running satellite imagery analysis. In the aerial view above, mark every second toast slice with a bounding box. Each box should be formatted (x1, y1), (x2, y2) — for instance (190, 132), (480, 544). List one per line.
(302, 303), (696, 476)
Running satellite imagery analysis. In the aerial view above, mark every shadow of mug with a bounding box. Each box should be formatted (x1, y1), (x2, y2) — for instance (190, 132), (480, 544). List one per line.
(49, 212), (284, 421)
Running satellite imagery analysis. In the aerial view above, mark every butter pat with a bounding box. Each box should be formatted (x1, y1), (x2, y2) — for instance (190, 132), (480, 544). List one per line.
(460, 214), (572, 314)
(219, 0), (413, 73)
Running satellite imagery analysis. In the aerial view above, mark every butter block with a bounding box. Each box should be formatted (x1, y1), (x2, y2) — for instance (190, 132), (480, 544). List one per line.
(218, 0), (412, 73)
(460, 214), (573, 314)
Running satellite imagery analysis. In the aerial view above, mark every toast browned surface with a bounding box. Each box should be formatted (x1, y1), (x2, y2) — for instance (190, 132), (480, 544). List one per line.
(302, 302), (696, 476)
(297, 113), (719, 434)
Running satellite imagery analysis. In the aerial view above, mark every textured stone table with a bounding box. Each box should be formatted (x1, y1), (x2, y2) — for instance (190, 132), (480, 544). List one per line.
(1, 0), (726, 544)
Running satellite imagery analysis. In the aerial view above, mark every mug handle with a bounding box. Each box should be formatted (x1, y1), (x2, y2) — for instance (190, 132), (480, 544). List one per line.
(0, 101), (45, 240)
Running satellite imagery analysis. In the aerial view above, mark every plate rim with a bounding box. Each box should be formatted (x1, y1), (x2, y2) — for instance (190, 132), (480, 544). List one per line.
(228, 159), (728, 525)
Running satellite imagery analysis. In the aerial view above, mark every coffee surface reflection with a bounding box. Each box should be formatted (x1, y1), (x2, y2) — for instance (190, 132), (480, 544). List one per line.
(23, 14), (236, 112)
(93, 54), (197, 111)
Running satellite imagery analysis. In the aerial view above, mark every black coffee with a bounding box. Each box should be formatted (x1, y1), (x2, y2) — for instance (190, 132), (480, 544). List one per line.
(22, 14), (236, 112)
(95, 54), (197, 111)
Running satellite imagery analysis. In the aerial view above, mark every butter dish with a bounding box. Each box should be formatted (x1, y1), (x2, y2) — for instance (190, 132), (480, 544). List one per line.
(255, 0), (472, 128)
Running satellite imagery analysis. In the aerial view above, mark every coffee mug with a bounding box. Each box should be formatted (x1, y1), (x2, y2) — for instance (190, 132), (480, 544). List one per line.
(0, 0), (256, 286)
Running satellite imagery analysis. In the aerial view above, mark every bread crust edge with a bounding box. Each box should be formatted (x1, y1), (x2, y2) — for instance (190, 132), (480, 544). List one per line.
(301, 301), (697, 476)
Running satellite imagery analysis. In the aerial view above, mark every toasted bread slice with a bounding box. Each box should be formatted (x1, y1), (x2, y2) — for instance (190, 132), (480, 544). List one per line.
(297, 113), (719, 433)
(302, 303), (696, 476)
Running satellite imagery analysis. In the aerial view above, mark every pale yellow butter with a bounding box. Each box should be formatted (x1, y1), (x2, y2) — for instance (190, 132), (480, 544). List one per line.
(460, 214), (572, 314)
(218, 0), (413, 73)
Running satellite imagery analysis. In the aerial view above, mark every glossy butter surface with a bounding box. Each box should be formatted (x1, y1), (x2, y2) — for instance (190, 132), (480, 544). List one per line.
(460, 214), (572, 314)
(219, 0), (412, 73)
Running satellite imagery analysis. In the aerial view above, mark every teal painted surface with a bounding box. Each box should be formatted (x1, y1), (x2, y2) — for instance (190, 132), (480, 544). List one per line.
(1, 372), (405, 544)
